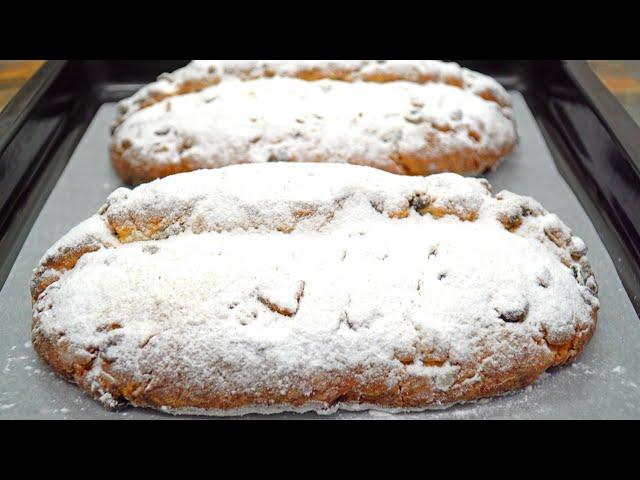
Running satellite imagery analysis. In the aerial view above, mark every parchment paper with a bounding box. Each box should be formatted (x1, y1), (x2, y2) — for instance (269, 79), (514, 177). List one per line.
(1, 93), (639, 419)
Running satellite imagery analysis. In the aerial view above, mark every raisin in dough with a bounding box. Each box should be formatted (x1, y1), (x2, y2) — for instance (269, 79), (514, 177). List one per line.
(111, 60), (517, 184)
(31, 163), (597, 416)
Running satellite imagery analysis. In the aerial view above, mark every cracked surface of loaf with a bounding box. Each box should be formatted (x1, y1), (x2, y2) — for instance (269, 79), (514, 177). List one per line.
(111, 60), (517, 184)
(31, 163), (598, 415)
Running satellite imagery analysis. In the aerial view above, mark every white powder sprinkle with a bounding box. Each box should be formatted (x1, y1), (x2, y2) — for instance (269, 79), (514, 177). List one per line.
(31, 163), (598, 414)
(116, 60), (513, 126)
(111, 60), (516, 183)
(113, 77), (515, 177)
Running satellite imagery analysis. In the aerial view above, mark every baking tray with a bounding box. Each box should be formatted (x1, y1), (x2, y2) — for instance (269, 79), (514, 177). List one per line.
(1, 60), (639, 419)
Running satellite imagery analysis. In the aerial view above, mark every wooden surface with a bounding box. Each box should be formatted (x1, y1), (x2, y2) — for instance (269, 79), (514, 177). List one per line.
(0, 60), (639, 125)
(0, 60), (45, 113)
(589, 60), (640, 124)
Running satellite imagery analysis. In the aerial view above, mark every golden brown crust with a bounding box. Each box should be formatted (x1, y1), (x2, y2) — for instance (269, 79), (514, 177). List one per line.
(31, 317), (595, 413)
(110, 143), (512, 186)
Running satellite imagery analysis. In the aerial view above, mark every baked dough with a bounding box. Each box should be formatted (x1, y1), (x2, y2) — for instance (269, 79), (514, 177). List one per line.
(31, 163), (598, 415)
(111, 60), (517, 184)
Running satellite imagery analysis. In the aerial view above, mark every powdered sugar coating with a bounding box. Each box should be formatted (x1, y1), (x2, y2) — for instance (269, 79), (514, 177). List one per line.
(114, 60), (513, 127)
(111, 60), (516, 184)
(31, 164), (598, 414)
(112, 78), (515, 180)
